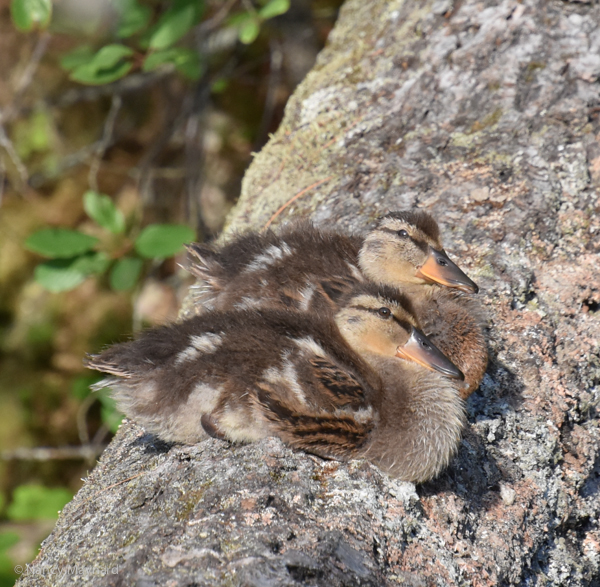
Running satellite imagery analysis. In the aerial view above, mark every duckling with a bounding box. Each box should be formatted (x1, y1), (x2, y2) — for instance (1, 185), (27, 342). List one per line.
(186, 210), (487, 396)
(87, 285), (465, 483)
(256, 286), (466, 483)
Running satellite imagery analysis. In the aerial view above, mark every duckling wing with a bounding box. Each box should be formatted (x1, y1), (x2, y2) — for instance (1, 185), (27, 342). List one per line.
(306, 356), (366, 410)
(254, 383), (373, 459)
(317, 276), (361, 308)
(185, 226), (364, 314)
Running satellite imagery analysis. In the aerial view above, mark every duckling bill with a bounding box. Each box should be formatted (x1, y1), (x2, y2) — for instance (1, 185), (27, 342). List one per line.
(87, 285), (465, 483)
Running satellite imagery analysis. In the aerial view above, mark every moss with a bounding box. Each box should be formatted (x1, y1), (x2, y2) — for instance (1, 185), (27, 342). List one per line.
(219, 537), (242, 555)
(175, 486), (211, 522)
(269, 470), (286, 483)
(525, 61), (546, 83)
(475, 263), (495, 279)
(450, 132), (477, 149)
(120, 532), (140, 548)
(470, 108), (503, 134)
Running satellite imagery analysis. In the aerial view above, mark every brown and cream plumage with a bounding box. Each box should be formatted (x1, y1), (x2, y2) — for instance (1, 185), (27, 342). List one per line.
(186, 210), (487, 396)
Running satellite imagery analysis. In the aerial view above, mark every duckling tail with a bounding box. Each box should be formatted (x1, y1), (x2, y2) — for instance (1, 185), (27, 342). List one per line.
(185, 243), (228, 311)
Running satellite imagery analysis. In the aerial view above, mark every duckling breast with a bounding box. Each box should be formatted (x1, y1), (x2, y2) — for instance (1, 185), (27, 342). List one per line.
(360, 370), (465, 483)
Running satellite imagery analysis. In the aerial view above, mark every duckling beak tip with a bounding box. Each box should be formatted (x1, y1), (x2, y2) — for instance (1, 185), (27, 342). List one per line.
(415, 248), (479, 294)
(395, 328), (464, 381)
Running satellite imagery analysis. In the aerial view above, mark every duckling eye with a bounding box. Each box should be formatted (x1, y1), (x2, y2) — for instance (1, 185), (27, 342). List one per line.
(397, 229), (409, 238)
(378, 307), (391, 318)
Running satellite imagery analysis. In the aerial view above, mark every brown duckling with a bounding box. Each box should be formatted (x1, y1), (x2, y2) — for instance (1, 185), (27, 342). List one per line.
(257, 286), (466, 483)
(186, 210), (487, 397)
(87, 285), (465, 483)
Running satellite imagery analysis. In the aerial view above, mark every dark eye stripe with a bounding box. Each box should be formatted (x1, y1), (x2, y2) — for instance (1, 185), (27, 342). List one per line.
(378, 227), (429, 253)
(350, 304), (413, 332)
(379, 227), (408, 236)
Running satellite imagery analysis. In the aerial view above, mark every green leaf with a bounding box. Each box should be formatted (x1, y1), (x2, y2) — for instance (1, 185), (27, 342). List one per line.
(71, 374), (101, 400)
(211, 78), (228, 93)
(143, 47), (202, 80)
(34, 252), (110, 292)
(110, 257), (143, 291)
(35, 260), (86, 292)
(10, 0), (52, 31)
(73, 251), (111, 274)
(0, 532), (19, 551)
(25, 228), (98, 258)
(149, 0), (204, 50)
(135, 224), (195, 258)
(69, 44), (134, 85)
(0, 530), (20, 585)
(12, 108), (53, 159)
(83, 190), (126, 234)
(259, 0), (290, 19)
(7, 484), (73, 521)
(60, 45), (95, 72)
(226, 12), (252, 27)
(116, 0), (152, 38)
(239, 17), (260, 44)
(97, 390), (123, 433)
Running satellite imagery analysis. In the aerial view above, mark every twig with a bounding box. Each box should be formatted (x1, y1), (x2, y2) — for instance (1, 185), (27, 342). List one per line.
(28, 142), (99, 188)
(262, 176), (333, 230)
(0, 123), (29, 187)
(81, 471), (146, 506)
(91, 424), (111, 447)
(135, 87), (184, 204)
(241, 0), (258, 16)
(198, 0), (239, 34)
(53, 71), (170, 109)
(88, 94), (122, 192)
(0, 31), (51, 126)
(0, 155), (5, 208)
(254, 39), (283, 151)
(1, 445), (107, 461)
(77, 395), (97, 446)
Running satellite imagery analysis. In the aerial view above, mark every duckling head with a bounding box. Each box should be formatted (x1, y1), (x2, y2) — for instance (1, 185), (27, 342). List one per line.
(358, 210), (478, 294)
(334, 285), (464, 380)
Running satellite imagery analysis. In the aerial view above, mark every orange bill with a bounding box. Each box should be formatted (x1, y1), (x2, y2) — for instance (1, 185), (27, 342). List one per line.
(415, 247), (479, 293)
(396, 327), (464, 380)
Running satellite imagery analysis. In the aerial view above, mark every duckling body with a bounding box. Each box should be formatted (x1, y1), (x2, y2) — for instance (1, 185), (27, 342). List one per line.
(187, 222), (363, 315)
(88, 286), (465, 483)
(187, 211), (487, 396)
(257, 287), (466, 482)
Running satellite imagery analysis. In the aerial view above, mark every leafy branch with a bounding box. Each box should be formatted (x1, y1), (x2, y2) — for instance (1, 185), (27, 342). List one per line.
(25, 190), (195, 292)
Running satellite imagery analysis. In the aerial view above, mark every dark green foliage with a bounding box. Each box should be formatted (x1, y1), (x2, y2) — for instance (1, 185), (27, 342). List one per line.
(10, 0), (51, 32)
(7, 484), (73, 521)
(134, 224), (196, 259)
(26, 191), (195, 293)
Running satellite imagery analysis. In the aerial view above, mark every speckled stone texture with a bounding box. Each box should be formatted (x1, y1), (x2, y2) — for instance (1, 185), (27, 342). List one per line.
(19, 0), (599, 585)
